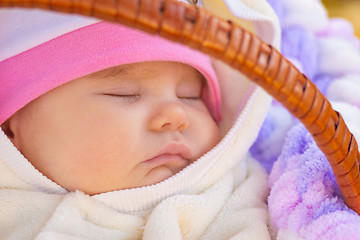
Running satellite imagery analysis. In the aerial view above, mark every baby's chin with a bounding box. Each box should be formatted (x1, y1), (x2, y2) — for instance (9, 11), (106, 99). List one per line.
(76, 166), (182, 195)
(140, 165), (181, 186)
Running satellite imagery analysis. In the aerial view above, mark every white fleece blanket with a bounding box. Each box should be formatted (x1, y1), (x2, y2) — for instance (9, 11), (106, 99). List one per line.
(0, 154), (270, 240)
(0, 0), (281, 239)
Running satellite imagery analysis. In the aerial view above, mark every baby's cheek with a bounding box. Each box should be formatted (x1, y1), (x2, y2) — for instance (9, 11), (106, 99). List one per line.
(192, 114), (220, 158)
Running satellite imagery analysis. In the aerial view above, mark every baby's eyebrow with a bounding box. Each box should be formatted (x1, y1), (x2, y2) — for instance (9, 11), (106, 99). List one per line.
(87, 65), (156, 83)
(88, 66), (133, 80)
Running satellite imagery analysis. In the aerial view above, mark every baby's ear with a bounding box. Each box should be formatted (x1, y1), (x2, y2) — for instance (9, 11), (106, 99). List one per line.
(2, 115), (24, 150)
(1, 118), (15, 140)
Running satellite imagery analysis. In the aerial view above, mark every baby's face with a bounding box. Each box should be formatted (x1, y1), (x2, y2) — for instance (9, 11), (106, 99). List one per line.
(9, 62), (220, 195)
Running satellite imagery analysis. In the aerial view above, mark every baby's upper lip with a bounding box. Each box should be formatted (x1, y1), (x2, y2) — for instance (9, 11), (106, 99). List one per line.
(146, 143), (192, 162)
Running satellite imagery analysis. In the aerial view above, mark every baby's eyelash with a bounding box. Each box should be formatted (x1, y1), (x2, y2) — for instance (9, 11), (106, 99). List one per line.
(179, 96), (201, 103)
(105, 94), (140, 103)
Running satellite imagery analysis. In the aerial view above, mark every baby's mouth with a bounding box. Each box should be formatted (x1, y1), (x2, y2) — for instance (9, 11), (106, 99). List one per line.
(144, 143), (192, 170)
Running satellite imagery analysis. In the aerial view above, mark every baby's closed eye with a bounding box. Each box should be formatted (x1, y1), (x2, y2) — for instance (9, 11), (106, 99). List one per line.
(176, 81), (203, 103)
(104, 93), (140, 104)
(178, 95), (202, 103)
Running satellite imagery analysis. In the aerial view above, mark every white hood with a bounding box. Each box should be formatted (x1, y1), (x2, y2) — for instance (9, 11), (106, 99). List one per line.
(0, 0), (280, 213)
(0, 2), (281, 239)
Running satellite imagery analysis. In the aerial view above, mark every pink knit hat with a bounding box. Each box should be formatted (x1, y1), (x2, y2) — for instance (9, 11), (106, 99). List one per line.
(0, 9), (221, 125)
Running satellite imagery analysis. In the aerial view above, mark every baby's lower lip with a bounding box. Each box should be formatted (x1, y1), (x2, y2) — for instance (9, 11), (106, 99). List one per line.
(145, 154), (187, 166)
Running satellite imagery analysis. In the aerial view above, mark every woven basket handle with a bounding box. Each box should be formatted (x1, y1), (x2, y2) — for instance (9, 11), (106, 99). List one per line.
(2, 0), (360, 214)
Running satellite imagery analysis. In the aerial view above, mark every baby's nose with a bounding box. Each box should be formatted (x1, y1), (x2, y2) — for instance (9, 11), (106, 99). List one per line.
(148, 102), (189, 132)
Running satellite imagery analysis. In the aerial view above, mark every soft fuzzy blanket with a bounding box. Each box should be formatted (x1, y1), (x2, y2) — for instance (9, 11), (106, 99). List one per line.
(251, 0), (360, 239)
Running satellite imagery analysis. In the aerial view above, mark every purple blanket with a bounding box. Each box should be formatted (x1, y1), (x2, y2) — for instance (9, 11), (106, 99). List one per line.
(250, 0), (360, 238)
(269, 125), (360, 238)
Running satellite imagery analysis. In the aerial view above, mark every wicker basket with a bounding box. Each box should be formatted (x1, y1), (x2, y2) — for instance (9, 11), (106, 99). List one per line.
(2, 0), (360, 214)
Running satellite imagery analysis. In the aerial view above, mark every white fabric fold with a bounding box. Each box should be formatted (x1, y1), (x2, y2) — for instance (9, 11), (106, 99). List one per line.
(0, 0), (281, 238)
